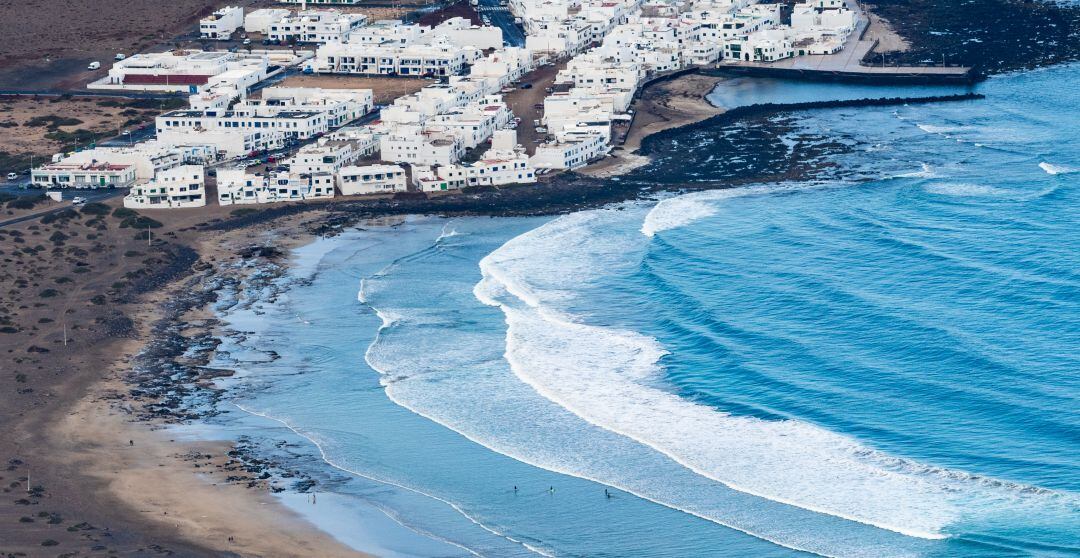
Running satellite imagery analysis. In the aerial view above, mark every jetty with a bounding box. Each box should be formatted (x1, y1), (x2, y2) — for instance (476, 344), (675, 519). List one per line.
(709, 0), (976, 84)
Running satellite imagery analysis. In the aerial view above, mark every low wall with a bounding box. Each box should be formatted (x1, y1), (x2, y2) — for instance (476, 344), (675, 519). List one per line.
(701, 65), (980, 85)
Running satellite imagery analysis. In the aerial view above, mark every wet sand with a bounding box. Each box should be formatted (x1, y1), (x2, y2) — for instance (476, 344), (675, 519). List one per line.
(0, 198), (366, 556)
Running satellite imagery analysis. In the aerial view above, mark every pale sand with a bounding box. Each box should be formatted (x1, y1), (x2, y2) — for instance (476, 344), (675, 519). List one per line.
(863, 6), (911, 53)
(48, 207), (369, 558)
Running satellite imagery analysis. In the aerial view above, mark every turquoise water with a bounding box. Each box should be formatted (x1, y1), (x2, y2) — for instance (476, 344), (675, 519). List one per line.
(210, 65), (1079, 557)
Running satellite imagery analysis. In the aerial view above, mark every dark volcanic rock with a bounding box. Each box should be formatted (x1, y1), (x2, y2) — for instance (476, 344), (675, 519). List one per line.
(865, 0), (1080, 74)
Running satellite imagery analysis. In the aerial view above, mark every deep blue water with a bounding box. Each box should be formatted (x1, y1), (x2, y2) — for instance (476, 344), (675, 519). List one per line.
(207, 65), (1079, 557)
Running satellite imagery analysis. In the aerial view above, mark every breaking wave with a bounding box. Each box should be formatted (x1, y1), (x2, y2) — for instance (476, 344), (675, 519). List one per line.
(474, 205), (1077, 544)
(1039, 162), (1076, 175)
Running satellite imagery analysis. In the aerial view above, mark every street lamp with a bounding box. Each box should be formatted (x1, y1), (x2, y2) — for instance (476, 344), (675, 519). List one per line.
(123, 130), (132, 146)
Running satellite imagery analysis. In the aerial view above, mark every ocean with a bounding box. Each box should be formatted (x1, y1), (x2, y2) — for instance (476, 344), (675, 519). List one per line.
(198, 64), (1080, 557)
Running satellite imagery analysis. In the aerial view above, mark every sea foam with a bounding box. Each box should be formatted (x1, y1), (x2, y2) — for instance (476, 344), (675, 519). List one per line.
(475, 204), (1076, 542)
(1039, 162), (1076, 175)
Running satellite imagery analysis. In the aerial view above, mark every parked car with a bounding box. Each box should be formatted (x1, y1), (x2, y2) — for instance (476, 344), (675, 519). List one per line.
(115, 53), (126, 61)
(519, 83), (533, 89)
(6, 172), (18, 181)
(87, 61), (101, 70)
(243, 38), (252, 45)
(71, 196), (86, 205)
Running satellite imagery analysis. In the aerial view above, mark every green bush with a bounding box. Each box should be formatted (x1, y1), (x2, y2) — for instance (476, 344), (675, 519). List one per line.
(41, 208), (78, 224)
(119, 215), (162, 229)
(24, 115), (83, 128)
(112, 207), (138, 219)
(80, 202), (110, 216)
(7, 196), (45, 210)
(39, 289), (60, 298)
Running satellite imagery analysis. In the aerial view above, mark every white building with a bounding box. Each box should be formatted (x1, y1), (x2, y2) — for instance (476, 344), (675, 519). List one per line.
(311, 18), (501, 76)
(245, 8), (292, 34)
(217, 168), (336, 205)
(424, 97), (514, 149)
(430, 17), (505, 50)
(337, 164), (407, 195)
(31, 162), (137, 189)
(88, 51), (269, 94)
(157, 87), (372, 151)
(123, 165), (206, 209)
(380, 127), (465, 166)
(416, 129), (536, 191)
(268, 10), (367, 44)
(530, 131), (608, 169)
(201, 6), (244, 40)
(286, 138), (369, 175)
(32, 142), (216, 184)
(313, 39), (477, 76)
(157, 127), (286, 158)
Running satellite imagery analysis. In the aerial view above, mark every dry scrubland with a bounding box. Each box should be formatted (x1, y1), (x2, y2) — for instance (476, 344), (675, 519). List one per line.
(0, 96), (187, 175)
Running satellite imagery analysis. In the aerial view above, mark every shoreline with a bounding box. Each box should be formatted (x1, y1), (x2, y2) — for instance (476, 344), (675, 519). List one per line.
(53, 211), (372, 557)
(0, 69), (985, 558)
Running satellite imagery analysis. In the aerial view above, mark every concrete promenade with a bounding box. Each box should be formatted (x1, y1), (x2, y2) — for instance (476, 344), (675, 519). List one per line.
(714, 0), (974, 83)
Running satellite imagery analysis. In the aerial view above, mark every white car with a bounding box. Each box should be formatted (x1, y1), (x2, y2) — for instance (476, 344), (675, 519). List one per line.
(87, 61), (101, 70)
(6, 172), (17, 181)
(115, 53), (126, 61)
(71, 196), (86, 205)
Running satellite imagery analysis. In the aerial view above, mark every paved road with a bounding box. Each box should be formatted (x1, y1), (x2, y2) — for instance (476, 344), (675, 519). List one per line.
(0, 89), (185, 100)
(0, 188), (124, 228)
(99, 124), (157, 147)
(479, 0), (526, 47)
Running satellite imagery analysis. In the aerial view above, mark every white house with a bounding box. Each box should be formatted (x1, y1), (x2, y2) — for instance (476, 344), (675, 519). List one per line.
(217, 168), (336, 205)
(42, 142), (216, 182)
(268, 10), (367, 44)
(31, 162), (137, 189)
(286, 138), (368, 175)
(201, 6), (244, 40)
(245, 8), (292, 34)
(337, 164), (407, 195)
(380, 127), (465, 166)
(123, 165), (206, 209)
(530, 131), (608, 170)
(89, 51), (269, 94)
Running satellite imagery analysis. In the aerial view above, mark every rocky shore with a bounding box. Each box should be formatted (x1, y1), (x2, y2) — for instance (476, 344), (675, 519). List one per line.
(862, 0), (1080, 74)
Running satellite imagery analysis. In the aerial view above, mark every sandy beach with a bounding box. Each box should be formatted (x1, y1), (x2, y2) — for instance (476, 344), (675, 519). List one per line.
(0, 196), (368, 556)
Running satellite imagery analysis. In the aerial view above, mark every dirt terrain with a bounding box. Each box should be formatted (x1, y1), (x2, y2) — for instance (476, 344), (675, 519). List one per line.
(0, 0), (259, 90)
(277, 74), (430, 105)
(0, 96), (187, 175)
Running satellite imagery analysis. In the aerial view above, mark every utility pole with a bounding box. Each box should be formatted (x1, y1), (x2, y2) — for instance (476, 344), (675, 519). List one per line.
(63, 320), (67, 346)
(147, 225), (152, 246)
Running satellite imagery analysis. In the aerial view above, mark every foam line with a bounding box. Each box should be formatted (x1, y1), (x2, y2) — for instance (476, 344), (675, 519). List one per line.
(473, 205), (1074, 542)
